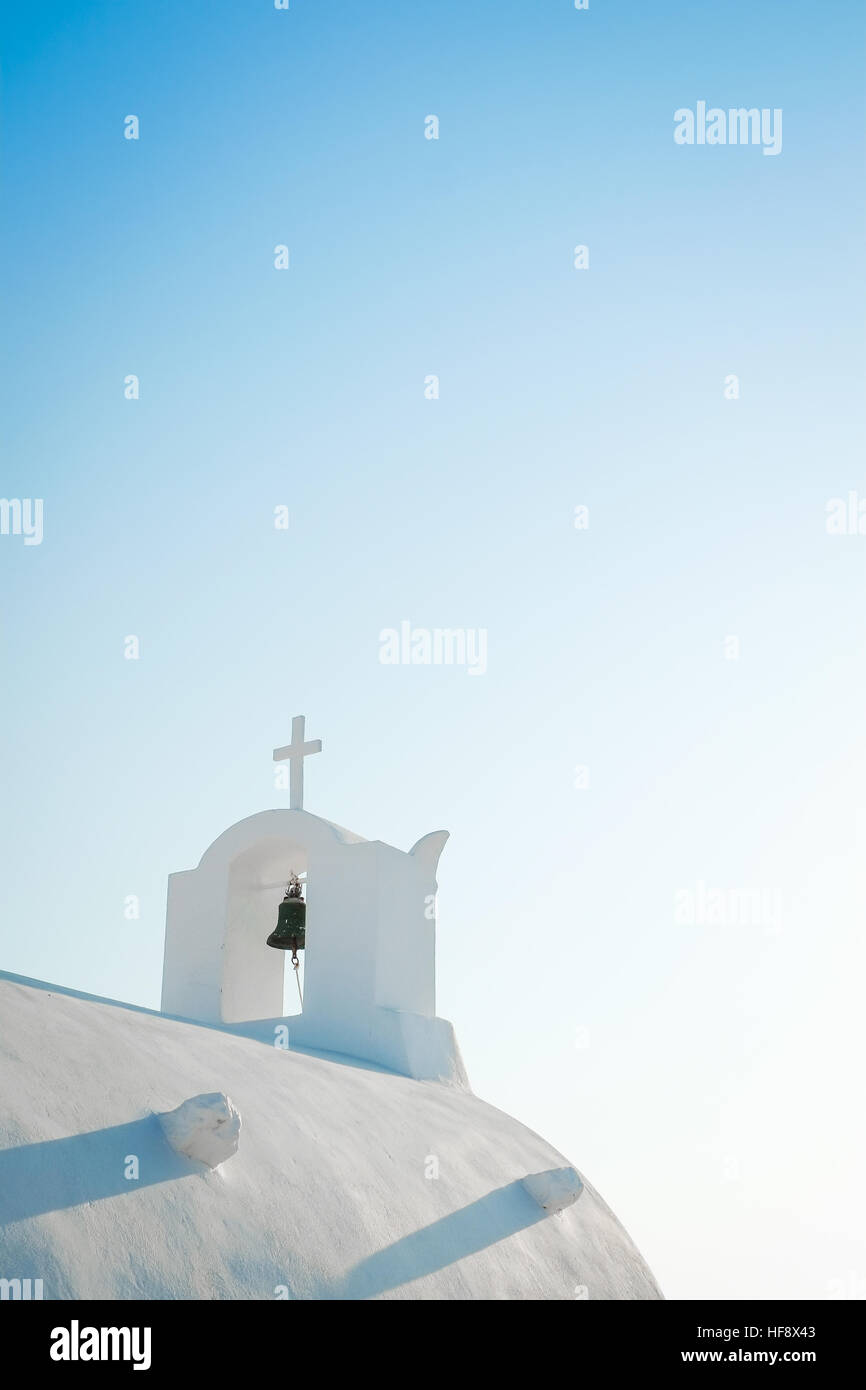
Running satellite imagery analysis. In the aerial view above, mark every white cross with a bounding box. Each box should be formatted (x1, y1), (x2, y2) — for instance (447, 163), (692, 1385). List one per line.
(273, 715), (322, 810)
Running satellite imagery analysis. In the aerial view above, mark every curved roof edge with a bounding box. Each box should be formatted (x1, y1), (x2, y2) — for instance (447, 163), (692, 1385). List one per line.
(197, 807), (368, 868)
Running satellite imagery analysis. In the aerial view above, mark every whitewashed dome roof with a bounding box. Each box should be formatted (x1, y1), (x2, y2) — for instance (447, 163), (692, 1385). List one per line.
(0, 973), (661, 1301)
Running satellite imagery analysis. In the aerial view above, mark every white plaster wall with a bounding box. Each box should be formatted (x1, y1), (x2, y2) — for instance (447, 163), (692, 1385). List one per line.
(300, 840), (380, 1030)
(374, 842), (439, 1017)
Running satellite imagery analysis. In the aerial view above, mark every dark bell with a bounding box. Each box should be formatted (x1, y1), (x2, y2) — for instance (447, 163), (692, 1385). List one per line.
(266, 873), (306, 952)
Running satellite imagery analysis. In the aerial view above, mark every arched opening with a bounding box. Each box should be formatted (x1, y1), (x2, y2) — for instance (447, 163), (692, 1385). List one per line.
(222, 837), (311, 1023)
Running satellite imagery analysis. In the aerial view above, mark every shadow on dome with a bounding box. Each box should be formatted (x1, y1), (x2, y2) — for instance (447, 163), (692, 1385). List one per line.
(320, 1179), (548, 1299)
(0, 1117), (201, 1225)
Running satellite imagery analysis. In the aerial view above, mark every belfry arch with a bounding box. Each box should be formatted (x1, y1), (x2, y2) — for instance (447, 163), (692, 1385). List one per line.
(160, 806), (465, 1083)
(162, 809), (365, 1026)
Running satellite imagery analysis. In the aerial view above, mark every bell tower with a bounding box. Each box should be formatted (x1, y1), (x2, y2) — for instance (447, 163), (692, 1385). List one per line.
(160, 717), (467, 1085)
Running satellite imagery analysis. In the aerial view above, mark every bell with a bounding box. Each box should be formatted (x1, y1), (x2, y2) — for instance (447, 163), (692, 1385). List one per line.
(266, 872), (306, 952)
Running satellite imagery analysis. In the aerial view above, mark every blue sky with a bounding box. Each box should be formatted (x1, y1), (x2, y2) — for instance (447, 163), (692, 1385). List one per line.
(2, 0), (865, 1299)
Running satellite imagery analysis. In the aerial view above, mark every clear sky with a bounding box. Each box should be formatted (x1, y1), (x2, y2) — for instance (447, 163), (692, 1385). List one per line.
(1, 0), (864, 1301)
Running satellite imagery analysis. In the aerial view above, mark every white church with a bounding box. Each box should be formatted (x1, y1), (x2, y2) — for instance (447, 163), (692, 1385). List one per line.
(0, 718), (662, 1300)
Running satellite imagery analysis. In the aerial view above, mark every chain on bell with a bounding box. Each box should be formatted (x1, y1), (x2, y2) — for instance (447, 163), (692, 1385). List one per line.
(266, 872), (306, 953)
